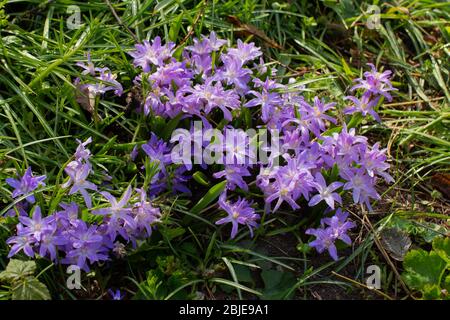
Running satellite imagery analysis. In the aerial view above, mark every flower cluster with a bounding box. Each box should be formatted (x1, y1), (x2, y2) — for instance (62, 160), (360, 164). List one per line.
(257, 109), (392, 214)
(4, 33), (396, 267)
(6, 142), (161, 271)
(102, 33), (394, 256)
(6, 167), (46, 205)
(61, 137), (97, 208)
(75, 52), (123, 97)
(128, 32), (261, 124)
(344, 63), (397, 122)
(140, 133), (191, 196)
(306, 209), (356, 260)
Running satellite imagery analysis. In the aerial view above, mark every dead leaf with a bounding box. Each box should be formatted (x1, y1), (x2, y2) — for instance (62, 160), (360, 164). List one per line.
(430, 173), (450, 199)
(75, 84), (95, 115)
(380, 228), (412, 261)
(226, 15), (284, 50)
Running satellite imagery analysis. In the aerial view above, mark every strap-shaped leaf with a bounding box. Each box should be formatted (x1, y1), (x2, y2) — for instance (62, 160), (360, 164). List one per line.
(191, 180), (227, 214)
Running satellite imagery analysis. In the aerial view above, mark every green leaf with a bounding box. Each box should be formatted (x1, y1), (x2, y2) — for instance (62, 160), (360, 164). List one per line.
(260, 269), (295, 300)
(12, 277), (51, 300)
(328, 164), (340, 182)
(422, 284), (442, 300)
(297, 242), (312, 254)
(402, 249), (446, 292)
(192, 171), (210, 186)
(420, 223), (448, 243)
(444, 275), (450, 293)
(347, 113), (362, 129)
(210, 277), (262, 296)
(222, 257), (243, 299)
(162, 227), (186, 241)
(97, 136), (117, 155)
(161, 113), (183, 140)
(191, 180), (227, 214)
(168, 13), (183, 42)
(233, 265), (254, 284)
(0, 260), (36, 283)
(433, 237), (450, 263)
(323, 0), (358, 21)
(341, 58), (354, 76)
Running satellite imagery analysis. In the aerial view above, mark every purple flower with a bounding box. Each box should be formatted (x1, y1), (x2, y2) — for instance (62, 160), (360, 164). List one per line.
(322, 209), (356, 245)
(74, 137), (93, 162)
(59, 202), (79, 218)
(186, 37), (212, 56)
(6, 201), (29, 217)
(6, 206), (67, 261)
(308, 173), (342, 209)
(92, 186), (135, 229)
(253, 78), (284, 91)
(130, 145), (139, 161)
(63, 240), (109, 272)
(186, 32), (226, 56)
(215, 194), (260, 239)
(76, 51), (99, 76)
(340, 168), (379, 205)
(281, 127), (308, 153)
(148, 172), (168, 197)
(131, 188), (161, 237)
(97, 68), (123, 96)
(227, 39), (262, 65)
(6, 226), (36, 258)
(38, 227), (67, 261)
(276, 156), (315, 200)
(52, 202), (80, 229)
(68, 222), (104, 249)
(351, 63), (397, 101)
(213, 165), (251, 191)
(245, 88), (283, 123)
(222, 127), (257, 165)
(321, 125), (368, 171)
(307, 97), (337, 136)
(190, 53), (213, 77)
(61, 220), (109, 271)
(306, 209), (356, 261)
(360, 142), (393, 182)
(332, 125), (367, 158)
(216, 55), (252, 90)
(344, 93), (380, 122)
(206, 31), (228, 51)
(297, 142), (324, 169)
(80, 68), (123, 97)
(188, 80), (240, 121)
(171, 166), (192, 195)
(129, 37), (175, 71)
(253, 57), (268, 75)
(170, 128), (196, 170)
(149, 61), (192, 88)
(108, 289), (124, 300)
(306, 227), (338, 261)
(143, 90), (164, 116)
(6, 167), (46, 203)
(141, 133), (172, 174)
(18, 206), (53, 242)
(62, 161), (97, 208)
(265, 174), (300, 213)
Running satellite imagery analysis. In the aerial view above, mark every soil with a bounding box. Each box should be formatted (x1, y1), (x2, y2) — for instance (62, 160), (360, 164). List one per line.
(256, 232), (381, 300)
